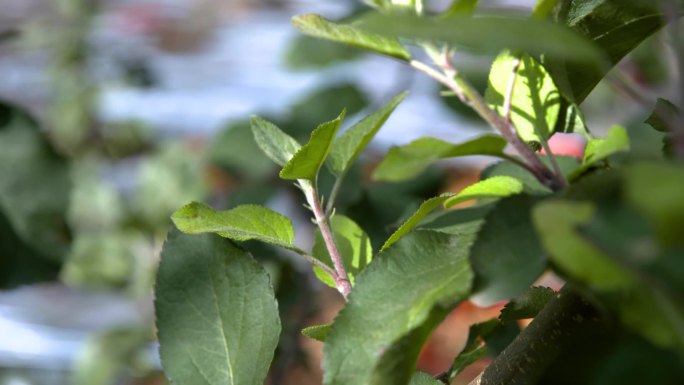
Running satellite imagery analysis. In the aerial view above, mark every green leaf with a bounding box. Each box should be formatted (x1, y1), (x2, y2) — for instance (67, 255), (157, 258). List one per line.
(485, 51), (561, 144)
(155, 230), (280, 385)
(499, 286), (556, 324)
(250, 115), (301, 167)
(381, 193), (454, 252)
(575, 200), (684, 352)
(482, 155), (580, 194)
(211, 121), (275, 180)
(301, 324), (331, 342)
(532, 0), (560, 19)
(470, 195), (547, 306)
(571, 125), (629, 178)
(410, 372), (443, 385)
(360, 13), (604, 61)
(645, 98), (680, 133)
(532, 200), (634, 289)
(291, 14), (411, 61)
(328, 92), (407, 177)
(547, 0), (666, 102)
(323, 231), (473, 385)
(583, 125), (630, 165)
(171, 202), (301, 252)
(284, 35), (363, 71)
(371, 307), (446, 384)
(280, 110), (345, 181)
(0, 101), (71, 262)
(0, 209), (60, 289)
(373, 135), (508, 182)
(447, 319), (515, 379)
(362, 0), (393, 11)
(312, 215), (373, 287)
(444, 176), (523, 208)
(554, 99), (591, 138)
(449, 337), (488, 379)
(614, 287), (684, 353)
(362, 0), (424, 14)
(623, 162), (684, 246)
(443, 0), (480, 17)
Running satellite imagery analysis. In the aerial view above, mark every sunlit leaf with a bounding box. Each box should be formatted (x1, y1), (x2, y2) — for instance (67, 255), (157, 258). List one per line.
(485, 51), (561, 144)
(373, 135), (508, 182)
(156, 230), (280, 385)
(302, 324), (331, 342)
(323, 231), (473, 385)
(570, 125), (629, 178)
(444, 176), (523, 208)
(312, 215), (373, 287)
(583, 125), (630, 165)
(280, 110), (345, 181)
(292, 14), (411, 61)
(328, 91), (407, 177)
(171, 202), (301, 253)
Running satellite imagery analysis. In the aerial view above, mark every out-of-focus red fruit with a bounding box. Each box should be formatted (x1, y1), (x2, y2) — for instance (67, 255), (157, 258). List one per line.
(539, 133), (587, 160)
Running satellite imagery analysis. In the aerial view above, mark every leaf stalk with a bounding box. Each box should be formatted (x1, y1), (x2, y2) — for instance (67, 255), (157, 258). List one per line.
(303, 183), (352, 300)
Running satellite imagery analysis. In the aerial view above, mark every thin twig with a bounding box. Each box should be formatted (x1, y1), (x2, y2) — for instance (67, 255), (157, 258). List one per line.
(305, 185), (352, 300)
(410, 58), (565, 191)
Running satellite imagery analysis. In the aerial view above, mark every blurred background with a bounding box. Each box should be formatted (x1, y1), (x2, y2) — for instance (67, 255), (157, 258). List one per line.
(0, 0), (673, 384)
